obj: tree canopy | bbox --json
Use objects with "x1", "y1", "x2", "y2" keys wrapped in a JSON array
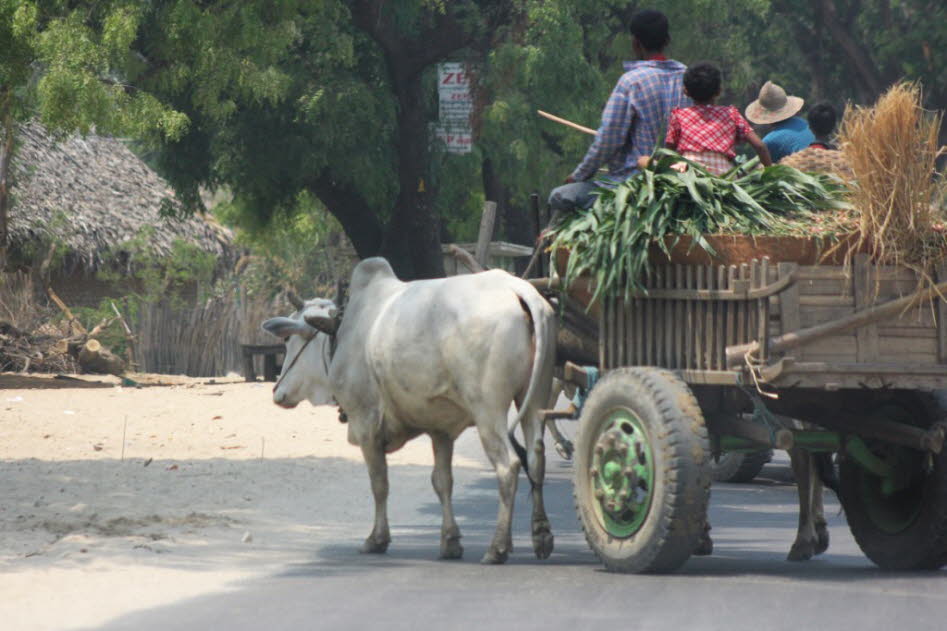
[
  {"x1": 3, "y1": 1, "x2": 944, "y2": 280},
  {"x1": 0, "y1": 0, "x2": 188, "y2": 267}
]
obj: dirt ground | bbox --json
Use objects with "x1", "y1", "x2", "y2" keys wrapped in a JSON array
[{"x1": 0, "y1": 373, "x2": 481, "y2": 631}]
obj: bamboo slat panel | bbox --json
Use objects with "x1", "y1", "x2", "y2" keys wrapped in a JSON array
[
  {"x1": 600, "y1": 256, "x2": 947, "y2": 373},
  {"x1": 134, "y1": 288, "x2": 284, "y2": 377},
  {"x1": 601, "y1": 258, "x2": 775, "y2": 371}
]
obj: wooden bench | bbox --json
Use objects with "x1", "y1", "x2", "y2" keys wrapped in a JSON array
[{"x1": 241, "y1": 344, "x2": 285, "y2": 382}]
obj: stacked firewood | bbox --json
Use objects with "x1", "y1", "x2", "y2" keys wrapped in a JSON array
[
  {"x1": 0, "y1": 288, "x2": 129, "y2": 376},
  {"x1": 0, "y1": 320, "x2": 78, "y2": 373},
  {"x1": 44, "y1": 289, "x2": 128, "y2": 375}
]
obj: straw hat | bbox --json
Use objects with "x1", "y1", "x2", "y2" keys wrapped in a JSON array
[{"x1": 745, "y1": 81, "x2": 804, "y2": 125}]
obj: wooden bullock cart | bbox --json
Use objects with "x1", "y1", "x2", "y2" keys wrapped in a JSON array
[{"x1": 532, "y1": 238, "x2": 947, "y2": 573}]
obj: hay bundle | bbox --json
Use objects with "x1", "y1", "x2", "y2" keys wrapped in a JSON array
[
  {"x1": 838, "y1": 82, "x2": 946, "y2": 278},
  {"x1": 780, "y1": 147, "x2": 854, "y2": 181}
]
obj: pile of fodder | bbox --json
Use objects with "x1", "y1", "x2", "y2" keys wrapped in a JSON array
[
  {"x1": 549, "y1": 150, "x2": 850, "y2": 302},
  {"x1": 838, "y1": 82, "x2": 947, "y2": 281}
]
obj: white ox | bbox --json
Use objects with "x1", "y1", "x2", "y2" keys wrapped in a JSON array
[{"x1": 262, "y1": 257, "x2": 557, "y2": 564}]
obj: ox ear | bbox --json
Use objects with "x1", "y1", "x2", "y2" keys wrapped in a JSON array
[{"x1": 261, "y1": 317, "x2": 316, "y2": 340}]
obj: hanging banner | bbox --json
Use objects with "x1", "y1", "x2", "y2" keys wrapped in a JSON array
[{"x1": 436, "y1": 62, "x2": 474, "y2": 153}]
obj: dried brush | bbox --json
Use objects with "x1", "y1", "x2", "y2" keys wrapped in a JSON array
[{"x1": 838, "y1": 82, "x2": 947, "y2": 287}]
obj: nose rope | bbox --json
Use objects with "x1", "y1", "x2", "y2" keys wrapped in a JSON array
[
  {"x1": 272, "y1": 334, "x2": 316, "y2": 394},
  {"x1": 273, "y1": 288, "x2": 345, "y2": 396}
]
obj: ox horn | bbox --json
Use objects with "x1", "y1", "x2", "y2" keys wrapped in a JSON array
[
  {"x1": 286, "y1": 290, "x2": 305, "y2": 311},
  {"x1": 304, "y1": 313, "x2": 338, "y2": 335}
]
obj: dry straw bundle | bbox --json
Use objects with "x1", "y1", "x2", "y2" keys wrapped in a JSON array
[{"x1": 838, "y1": 82, "x2": 947, "y2": 282}]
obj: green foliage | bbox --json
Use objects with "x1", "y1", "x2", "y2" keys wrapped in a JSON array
[
  {"x1": 551, "y1": 150, "x2": 850, "y2": 302},
  {"x1": 430, "y1": 149, "x2": 484, "y2": 241},
  {"x1": 132, "y1": 0, "x2": 400, "y2": 221},
  {"x1": 72, "y1": 298, "x2": 130, "y2": 358},
  {"x1": 5, "y1": 1, "x2": 945, "y2": 281},
  {"x1": 0, "y1": 0, "x2": 187, "y2": 138},
  {"x1": 98, "y1": 227, "x2": 216, "y2": 308},
  {"x1": 464, "y1": 0, "x2": 796, "y2": 239},
  {"x1": 215, "y1": 190, "x2": 349, "y2": 297}
]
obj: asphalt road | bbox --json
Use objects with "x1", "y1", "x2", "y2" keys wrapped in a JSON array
[{"x1": 91, "y1": 428, "x2": 947, "y2": 631}]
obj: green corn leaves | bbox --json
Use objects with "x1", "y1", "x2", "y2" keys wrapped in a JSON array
[{"x1": 550, "y1": 149, "x2": 851, "y2": 303}]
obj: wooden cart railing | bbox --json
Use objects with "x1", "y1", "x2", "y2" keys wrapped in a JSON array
[{"x1": 540, "y1": 253, "x2": 947, "y2": 391}]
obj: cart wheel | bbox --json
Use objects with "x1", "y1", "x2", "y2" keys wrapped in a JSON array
[
  {"x1": 712, "y1": 449, "x2": 773, "y2": 483},
  {"x1": 573, "y1": 367, "x2": 711, "y2": 573},
  {"x1": 839, "y1": 403, "x2": 947, "y2": 570}
]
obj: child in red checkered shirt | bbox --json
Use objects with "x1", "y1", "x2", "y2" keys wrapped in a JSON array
[{"x1": 640, "y1": 63, "x2": 772, "y2": 175}]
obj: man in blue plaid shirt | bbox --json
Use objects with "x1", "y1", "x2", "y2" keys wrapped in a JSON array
[{"x1": 549, "y1": 10, "x2": 689, "y2": 212}]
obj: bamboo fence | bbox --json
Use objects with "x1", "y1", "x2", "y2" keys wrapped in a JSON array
[{"x1": 134, "y1": 287, "x2": 283, "y2": 377}]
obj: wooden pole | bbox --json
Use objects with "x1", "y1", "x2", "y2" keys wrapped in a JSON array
[
  {"x1": 726, "y1": 279, "x2": 947, "y2": 367},
  {"x1": 537, "y1": 110, "x2": 597, "y2": 136},
  {"x1": 47, "y1": 287, "x2": 86, "y2": 335},
  {"x1": 475, "y1": 201, "x2": 497, "y2": 268},
  {"x1": 110, "y1": 300, "x2": 137, "y2": 370},
  {"x1": 445, "y1": 244, "x2": 484, "y2": 274}
]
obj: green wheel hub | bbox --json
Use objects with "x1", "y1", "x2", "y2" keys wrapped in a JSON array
[
  {"x1": 588, "y1": 409, "x2": 655, "y2": 538},
  {"x1": 856, "y1": 443, "x2": 927, "y2": 535},
  {"x1": 852, "y1": 405, "x2": 929, "y2": 535}
]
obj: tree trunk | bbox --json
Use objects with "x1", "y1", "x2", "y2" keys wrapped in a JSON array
[
  {"x1": 309, "y1": 170, "x2": 384, "y2": 260},
  {"x1": 349, "y1": 0, "x2": 481, "y2": 280},
  {"x1": 813, "y1": 0, "x2": 885, "y2": 100},
  {"x1": 76, "y1": 338, "x2": 126, "y2": 376},
  {"x1": 0, "y1": 89, "x2": 14, "y2": 271},
  {"x1": 378, "y1": 60, "x2": 445, "y2": 280},
  {"x1": 482, "y1": 156, "x2": 534, "y2": 248}
]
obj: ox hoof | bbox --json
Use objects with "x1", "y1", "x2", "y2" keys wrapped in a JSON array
[
  {"x1": 480, "y1": 549, "x2": 509, "y2": 565},
  {"x1": 531, "y1": 521, "x2": 554, "y2": 560},
  {"x1": 360, "y1": 536, "x2": 390, "y2": 554},
  {"x1": 439, "y1": 536, "x2": 464, "y2": 560},
  {"x1": 815, "y1": 523, "x2": 830, "y2": 556},
  {"x1": 693, "y1": 524, "x2": 713, "y2": 556},
  {"x1": 787, "y1": 539, "x2": 815, "y2": 562}
]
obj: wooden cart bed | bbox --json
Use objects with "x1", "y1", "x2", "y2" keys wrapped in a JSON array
[{"x1": 593, "y1": 253, "x2": 947, "y2": 390}]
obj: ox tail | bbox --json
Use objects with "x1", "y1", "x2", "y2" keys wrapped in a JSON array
[
  {"x1": 507, "y1": 280, "x2": 557, "y2": 480},
  {"x1": 815, "y1": 452, "x2": 840, "y2": 499}
]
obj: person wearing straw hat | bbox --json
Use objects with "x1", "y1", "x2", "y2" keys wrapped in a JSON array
[
  {"x1": 548, "y1": 9, "x2": 689, "y2": 212},
  {"x1": 745, "y1": 81, "x2": 814, "y2": 162}
]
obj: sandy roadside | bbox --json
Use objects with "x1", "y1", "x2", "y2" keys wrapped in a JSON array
[{"x1": 0, "y1": 374, "x2": 483, "y2": 631}]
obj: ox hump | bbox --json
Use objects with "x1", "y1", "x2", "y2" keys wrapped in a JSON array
[{"x1": 351, "y1": 257, "x2": 398, "y2": 292}]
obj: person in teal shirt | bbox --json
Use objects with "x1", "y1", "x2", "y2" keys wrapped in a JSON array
[{"x1": 745, "y1": 81, "x2": 814, "y2": 162}]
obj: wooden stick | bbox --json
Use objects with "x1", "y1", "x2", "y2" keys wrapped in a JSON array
[
  {"x1": 47, "y1": 287, "x2": 86, "y2": 334},
  {"x1": 727, "y1": 278, "x2": 947, "y2": 367},
  {"x1": 520, "y1": 238, "x2": 546, "y2": 280},
  {"x1": 445, "y1": 244, "x2": 484, "y2": 274},
  {"x1": 475, "y1": 201, "x2": 498, "y2": 267},
  {"x1": 537, "y1": 110, "x2": 597, "y2": 136},
  {"x1": 110, "y1": 300, "x2": 137, "y2": 370},
  {"x1": 88, "y1": 316, "x2": 120, "y2": 338}
]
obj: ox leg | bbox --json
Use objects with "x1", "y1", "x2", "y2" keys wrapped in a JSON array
[
  {"x1": 521, "y1": 415, "x2": 554, "y2": 560},
  {"x1": 813, "y1": 461, "x2": 830, "y2": 555},
  {"x1": 787, "y1": 448, "x2": 818, "y2": 561},
  {"x1": 477, "y1": 419, "x2": 520, "y2": 565},
  {"x1": 430, "y1": 432, "x2": 463, "y2": 560},
  {"x1": 360, "y1": 440, "x2": 391, "y2": 554}
]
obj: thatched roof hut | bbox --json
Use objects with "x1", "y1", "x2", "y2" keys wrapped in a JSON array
[{"x1": 7, "y1": 122, "x2": 233, "y2": 274}]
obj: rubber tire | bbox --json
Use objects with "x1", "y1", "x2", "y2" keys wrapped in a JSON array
[
  {"x1": 573, "y1": 367, "x2": 711, "y2": 573},
  {"x1": 712, "y1": 449, "x2": 774, "y2": 483},
  {"x1": 839, "y1": 440, "x2": 947, "y2": 570}
]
